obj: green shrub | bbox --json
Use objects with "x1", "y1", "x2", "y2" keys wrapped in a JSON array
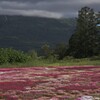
[
  {"x1": 90, "y1": 56, "x2": 100, "y2": 60},
  {"x1": 0, "y1": 48, "x2": 30, "y2": 64},
  {"x1": 0, "y1": 48, "x2": 8, "y2": 64},
  {"x1": 28, "y1": 50, "x2": 38, "y2": 60},
  {"x1": 63, "y1": 56, "x2": 74, "y2": 60},
  {"x1": 46, "y1": 55, "x2": 58, "y2": 63}
]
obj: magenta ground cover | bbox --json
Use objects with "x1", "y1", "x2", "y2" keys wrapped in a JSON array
[{"x1": 0, "y1": 66, "x2": 100, "y2": 100}]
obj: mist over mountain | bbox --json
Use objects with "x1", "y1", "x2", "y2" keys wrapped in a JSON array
[{"x1": 0, "y1": 15, "x2": 76, "y2": 52}]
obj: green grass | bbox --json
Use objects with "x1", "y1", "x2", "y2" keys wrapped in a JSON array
[{"x1": 0, "y1": 58, "x2": 100, "y2": 68}]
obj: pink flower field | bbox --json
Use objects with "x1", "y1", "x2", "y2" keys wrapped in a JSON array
[{"x1": 0, "y1": 66, "x2": 100, "y2": 100}]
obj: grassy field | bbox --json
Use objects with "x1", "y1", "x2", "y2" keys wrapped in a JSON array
[{"x1": 0, "y1": 57, "x2": 100, "y2": 68}]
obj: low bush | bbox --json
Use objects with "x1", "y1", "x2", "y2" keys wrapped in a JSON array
[
  {"x1": 28, "y1": 50, "x2": 38, "y2": 60},
  {"x1": 0, "y1": 48, "x2": 30, "y2": 64},
  {"x1": 90, "y1": 56, "x2": 100, "y2": 60}
]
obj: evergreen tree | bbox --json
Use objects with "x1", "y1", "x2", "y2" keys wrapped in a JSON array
[
  {"x1": 97, "y1": 12, "x2": 100, "y2": 27},
  {"x1": 96, "y1": 12, "x2": 100, "y2": 54},
  {"x1": 68, "y1": 7, "x2": 99, "y2": 58}
]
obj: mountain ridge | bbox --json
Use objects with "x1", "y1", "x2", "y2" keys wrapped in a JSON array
[{"x1": 0, "y1": 15, "x2": 76, "y2": 52}]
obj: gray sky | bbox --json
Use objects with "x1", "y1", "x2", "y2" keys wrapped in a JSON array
[{"x1": 0, "y1": 0, "x2": 100, "y2": 18}]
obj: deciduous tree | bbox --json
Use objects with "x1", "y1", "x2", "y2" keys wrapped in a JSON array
[{"x1": 68, "y1": 7, "x2": 99, "y2": 58}]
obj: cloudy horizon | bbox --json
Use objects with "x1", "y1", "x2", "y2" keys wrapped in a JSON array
[{"x1": 0, "y1": 0, "x2": 100, "y2": 19}]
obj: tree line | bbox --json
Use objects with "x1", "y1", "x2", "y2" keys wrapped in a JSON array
[
  {"x1": 42, "y1": 7, "x2": 100, "y2": 59},
  {"x1": 0, "y1": 6, "x2": 100, "y2": 64}
]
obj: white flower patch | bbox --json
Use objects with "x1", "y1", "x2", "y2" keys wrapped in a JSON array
[
  {"x1": 0, "y1": 72, "x2": 6, "y2": 74},
  {"x1": 94, "y1": 97, "x2": 100, "y2": 100},
  {"x1": 80, "y1": 96, "x2": 94, "y2": 100}
]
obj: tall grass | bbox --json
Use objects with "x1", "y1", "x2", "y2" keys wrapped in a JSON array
[{"x1": 0, "y1": 57, "x2": 100, "y2": 68}]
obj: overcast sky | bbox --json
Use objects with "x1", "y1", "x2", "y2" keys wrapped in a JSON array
[{"x1": 0, "y1": 0, "x2": 100, "y2": 18}]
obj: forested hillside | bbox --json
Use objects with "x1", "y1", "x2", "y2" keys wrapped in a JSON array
[{"x1": 0, "y1": 15, "x2": 76, "y2": 52}]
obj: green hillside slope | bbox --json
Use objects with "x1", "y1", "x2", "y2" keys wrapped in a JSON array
[{"x1": 0, "y1": 15, "x2": 76, "y2": 52}]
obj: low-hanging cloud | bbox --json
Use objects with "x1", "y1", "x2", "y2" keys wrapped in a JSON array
[
  {"x1": 0, "y1": 0, "x2": 100, "y2": 18},
  {"x1": 0, "y1": 8, "x2": 63, "y2": 19}
]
